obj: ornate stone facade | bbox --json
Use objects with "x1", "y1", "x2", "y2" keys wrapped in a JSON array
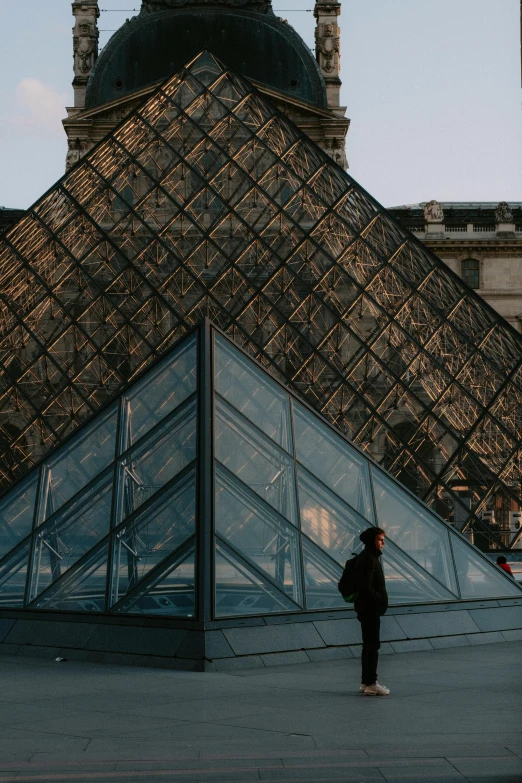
[
  {"x1": 71, "y1": 1, "x2": 99, "y2": 109},
  {"x1": 63, "y1": 0, "x2": 350, "y2": 172},
  {"x1": 390, "y1": 202, "x2": 522, "y2": 332}
]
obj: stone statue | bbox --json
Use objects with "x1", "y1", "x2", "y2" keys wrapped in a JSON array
[
  {"x1": 495, "y1": 202, "x2": 513, "y2": 224},
  {"x1": 424, "y1": 200, "x2": 444, "y2": 224}
]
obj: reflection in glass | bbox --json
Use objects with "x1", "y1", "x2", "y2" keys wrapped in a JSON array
[
  {"x1": 298, "y1": 467, "x2": 364, "y2": 565},
  {"x1": 301, "y1": 537, "x2": 345, "y2": 610},
  {"x1": 0, "y1": 541, "x2": 30, "y2": 607},
  {"x1": 293, "y1": 402, "x2": 374, "y2": 521},
  {"x1": 110, "y1": 471, "x2": 196, "y2": 605},
  {"x1": 117, "y1": 399, "x2": 197, "y2": 521},
  {"x1": 114, "y1": 542, "x2": 195, "y2": 616},
  {"x1": 214, "y1": 539, "x2": 297, "y2": 617},
  {"x1": 451, "y1": 534, "x2": 521, "y2": 599},
  {"x1": 33, "y1": 542, "x2": 109, "y2": 612},
  {"x1": 215, "y1": 466, "x2": 302, "y2": 605},
  {"x1": 214, "y1": 334, "x2": 292, "y2": 451},
  {"x1": 29, "y1": 478, "x2": 112, "y2": 601},
  {"x1": 371, "y1": 468, "x2": 458, "y2": 595},
  {"x1": 123, "y1": 334, "x2": 197, "y2": 447},
  {"x1": 382, "y1": 538, "x2": 455, "y2": 604},
  {"x1": 0, "y1": 476, "x2": 37, "y2": 560},
  {"x1": 41, "y1": 405, "x2": 117, "y2": 522},
  {"x1": 215, "y1": 397, "x2": 298, "y2": 525}
]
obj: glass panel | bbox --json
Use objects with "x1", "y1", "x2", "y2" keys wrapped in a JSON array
[
  {"x1": 214, "y1": 539, "x2": 297, "y2": 617},
  {"x1": 450, "y1": 534, "x2": 522, "y2": 599},
  {"x1": 215, "y1": 466, "x2": 302, "y2": 605},
  {"x1": 113, "y1": 542, "x2": 195, "y2": 617},
  {"x1": 215, "y1": 397, "x2": 297, "y2": 525},
  {"x1": 123, "y1": 334, "x2": 197, "y2": 448},
  {"x1": 382, "y1": 538, "x2": 456, "y2": 604},
  {"x1": 41, "y1": 405, "x2": 117, "y2": 522},
  {"x1": 298, "y1": 467, "x2": 364, "y2": 565},
  {"x1": 214, "y1": 334, "x2": 292, "y2": 452},
  {"x1": 117, "y1": 399, "x2": 197, "y2": 521},
  {"x1": 371, "y1": 468, "x2": 458, "y2": 595},
  {"x1": 33, "y1": 542, "x2": 109, "y2": 612},
  {"x1": 301, "y1": 537, "x2": 345, "y2": 610},
  {"x1": 0, "y1": 475, "x2": 37, "y2": 560},
  {"x1": 0, "y1": 541, "x2": 30, "y2": 607},
  {"x1": 293, "y1": 402, "x2": 374, "y2": 522},
  {"x1": 29, "y1": 478, "x2": 112, "y2": 601},
  {"x1": 110, "y1": 470, "x2": 196, "y2": 605}
]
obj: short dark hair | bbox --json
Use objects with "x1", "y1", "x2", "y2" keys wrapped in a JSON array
[{"x1": 496, "y1": 555, "x2": 507, "y2": 565}]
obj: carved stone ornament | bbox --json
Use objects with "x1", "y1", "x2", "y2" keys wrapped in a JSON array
[
  {"x1": 424, "y1": 200, "x2": 444, "y2": 224},
  {"x1": 495, "y1": 201, "x2": 513, "y2": 224},
  {"x1": 315, "y1": 21, "x2": 339, "y2": 75},
  {"x1": 142, "y1": 0, "x2": 272, "y2": 12}
]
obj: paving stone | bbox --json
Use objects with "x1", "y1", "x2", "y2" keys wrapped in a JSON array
[
  {"x1": 394, "y1": 610, "x2": 479, "y2": 638},
  {"x1": 390, "y1": 638, "x2": 433, "y2": 653},
  {"x1": 428, "y1": 635, "x2": 471, "y2": 649},
  {"x1": 502, "y1": 629, "x2": 522, "y2": 642},
  {"x1": 466, "y1": 631, "x2": 505, "y2": 645},
  {"x1": 306, "y1": 646, "x2": 354, "y2": 662},
  {"x1": 260, "y1": 651, "x2": 309, "y2": 666},
  {"x1": 223, "y1": 623, "x2": 325, "y2": 656},
  {"x1": 212, "y1": 655, "x2": 264, "y2": 671},
  {"x1": 469, "y1": 605, "x2": 522, "y2": 632},
  {"x1": 205, "y1": 630, "x2": 235, "y2": 659}
]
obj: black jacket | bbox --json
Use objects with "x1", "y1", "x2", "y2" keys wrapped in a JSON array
[{"x1": 354, "y1": 548, "x2": 388, "y2": 616}]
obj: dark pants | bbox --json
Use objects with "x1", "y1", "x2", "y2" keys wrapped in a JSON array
[{"x1": 357, "y1": 613, "x2": 381, "y2": 685}]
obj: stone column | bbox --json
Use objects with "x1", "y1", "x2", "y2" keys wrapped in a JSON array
[
  {"x1": 72, "y1": 1, "x2": 100, "y2": 110},
  {"x1": 314, "y1": 0, "x2": 342, "y2": 109}
]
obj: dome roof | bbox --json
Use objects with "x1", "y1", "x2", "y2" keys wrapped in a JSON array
[{"x1": 85, "y1": 8, "x2": 327, "y2": 109}]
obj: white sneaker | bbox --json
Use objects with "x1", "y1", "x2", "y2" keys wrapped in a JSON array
[
  {"x1": 363, "y1": 682, "x2": 390, "y2": 696},
  {"x1": 359, "y1": 684, "x2": 368, "y2": 692}
]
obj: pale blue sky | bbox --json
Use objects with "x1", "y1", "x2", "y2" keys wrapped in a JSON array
[{"x1": 0, "y1": 0, "x2": 520, "y2": 210}]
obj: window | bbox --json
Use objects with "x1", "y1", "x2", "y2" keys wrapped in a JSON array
[{"x1": 461, "y1": 258, "x2": 480, "y2": 289}]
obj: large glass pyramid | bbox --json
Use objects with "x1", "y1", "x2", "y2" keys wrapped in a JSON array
[
  {"x1": 1, "y1": 51, "x2": 522, "y2": 550},
  {"x1": 0, "y1": 322, "x2": 518, "y2": 619}
]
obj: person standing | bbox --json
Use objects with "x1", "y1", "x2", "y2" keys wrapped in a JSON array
[{"x1": 355, "y1": 527, "x2": 389, "y2": 696}]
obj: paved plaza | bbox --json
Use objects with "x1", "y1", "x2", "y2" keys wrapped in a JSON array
[{"x1": 0, "y1": 640, "x2": 520, "y2": 782}]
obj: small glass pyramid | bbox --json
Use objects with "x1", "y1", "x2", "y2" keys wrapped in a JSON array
[{"x1": 0, "y1": 322, "x2": 517, "y2": 620}]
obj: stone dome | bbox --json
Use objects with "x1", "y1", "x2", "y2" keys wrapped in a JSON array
[{"x1": 85, "y1": 7, "x2": 327, "y2": 109}]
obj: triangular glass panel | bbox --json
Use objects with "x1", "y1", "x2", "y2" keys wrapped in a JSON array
[
  {"x1": 32, "y1": 541, "x2": 109, "y2": 612},
  {"x1": 0, "y1": 540, "x2": 31, "y2": 608},
  {"x1": 113, "y1": 539, "x2": 195, "y2": 617},
  {"x1": 214, "y1": 333, "x2": 292, "y2": 452},
  {"x1": 109, "y1": 468, "x2": 196, "y2": 606},
  {"x1": 297, "y1": 466, "x2": 365, "y2": 564},
  {"x1": 450, "y1": 533, "x2": 521, "y2": 599},
  {"x1": 215, "y1": 539, "x2": 298, "y2": 617},
  {"x1": 382, "y1": 538, "x2": 456, "y2": 604},
  {"x1": 28, "y1": 476, "x2": 112, "y2": 601},
  {"x1": 214, "y1": 396, "x2": 298, "y2": 525},
  {"x1": 115, "y1": 397, "x2": 197, "y2": 522},
  {"x1": 120, "y1": 333, "x2": 197, "y2": 449},
  {"x1": 38, "y1": 404, "x2": 118, "y2": 524},
  {"x1": 293, "y1": 401, "x2": 374, "y2": 522},
  {"x1": 301, "y1": 536, "x2": 345, "y2": 610},
  {"x1": 0, "y1": 475, "x2": 37, "y2": 560},
  {"x1": 371, "y1": 467, "x2": 459, "y2": 595},
  {"x1": 215, "y1": 465, "x2": 303, "y2": 605}
]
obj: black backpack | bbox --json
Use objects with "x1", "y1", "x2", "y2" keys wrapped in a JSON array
[{"x1": 338, "y1": 554, "x2": 359, "y2": 602}]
